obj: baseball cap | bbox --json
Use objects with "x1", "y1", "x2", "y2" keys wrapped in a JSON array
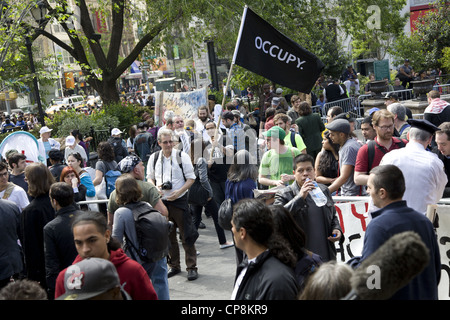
[
  {"x1": 111, "y1": 128, "x2": 122, "y2": 135},
  {"x1": 276, "y1": 88, "x2": 283, "y2": 94},
  {"x1": 263, "y1": 126, "x2": 286, "y2": 140},
  {"x1": 326, "y1": 119, "x2": 350, "y2": 134},
  {"x1": 271, "y1": 97, "x2": 281, "y2": 105},
  {"x1": 39, "y1": 126, "x2": 53, "y2": 135},
  {"x1": 118, "y1": 155, "x2": 141, "y2": 173},
  {"x1": 65, "y1": 135, "x2": 76, "y2": 146},
  {"x1": 57, "y1": 258, "x2": 121, "y2": 300}
]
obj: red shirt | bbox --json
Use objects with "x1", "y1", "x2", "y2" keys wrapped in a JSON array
[{"x1": 355, "y1": 137, "x2": 408, "y2": 173}]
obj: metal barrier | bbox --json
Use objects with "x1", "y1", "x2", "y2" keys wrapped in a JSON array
[
  {"x1": 381, "y1": 89, "x2": 414, "y2": 101},
  {"x1": 323, "y1": 97, "x2": 362, "y2": 118},
  {"x1": 434, "y1": 84, "x2": 450, "y2": 95}
]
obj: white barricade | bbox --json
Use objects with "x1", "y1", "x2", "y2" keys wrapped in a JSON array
[{"x1": 334, "y1": 198, "x2": 450, "y2": 300}]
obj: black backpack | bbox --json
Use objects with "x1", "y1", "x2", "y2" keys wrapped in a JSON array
[
  {"x1": 295, "y1": 250, "x2": 323, "y2": 292},
  {"x1": 367, "y1": 138, "x2": 407, "y2": 170},
  {"x1": 124, "y1": 202, "x2": 173, "y2": 263}
]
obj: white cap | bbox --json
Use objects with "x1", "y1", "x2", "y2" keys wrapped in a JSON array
[
  {"x1": 111, "y1": 128, "x2": 122, "y2": 135},
  {"x1": 39, "y1": 126, "x2": 53, "y2": 135},
  {"x1": 65, "y1": 135, "x2": 76, "y2": 146},
  {"x1": 276, "y1": 88, "x2": 283, "y2": 94}
]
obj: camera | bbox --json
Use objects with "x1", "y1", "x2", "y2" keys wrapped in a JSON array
[{"x1": 161, "y1": 181, "x2": 172, "y2": 190}]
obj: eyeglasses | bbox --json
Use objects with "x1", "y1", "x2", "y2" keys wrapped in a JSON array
[
  {"x1": 377, "y1": 124, "x2": 394, "y2": 131},
  {"x1": 161, "y1": 140, "x2": 173, "y2": 145}
]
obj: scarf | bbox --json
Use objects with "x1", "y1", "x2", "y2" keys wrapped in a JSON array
[{"x1": 425, "y1": 98, "x2": 449, "y2": 114}]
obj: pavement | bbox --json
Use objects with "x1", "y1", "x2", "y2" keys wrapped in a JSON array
[{"x1": 167, "y1": 214, "x2": 237, "y2": 300}]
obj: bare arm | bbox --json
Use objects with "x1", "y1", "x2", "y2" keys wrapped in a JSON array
[{"x1": 328, "y1": 164, "x2": 354, "y2": 194}]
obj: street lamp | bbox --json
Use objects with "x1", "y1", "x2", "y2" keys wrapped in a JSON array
[{"x1": 26, "y1": 0, "x2": 47, "y2": 125}]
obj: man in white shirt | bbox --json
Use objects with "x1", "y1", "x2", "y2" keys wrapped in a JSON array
[
  {"x1": 146, "y1": 129, "x2": 198, "y2": 281},
  {"x1": 380, "y1": 119, "x2": 447, "y2": 214},
  {"x1": 194, "y1": 106, "x2": 211, "y2": 142},
  {"x1": 173, "y1": 115, "x2": 192, "y2": 154},
  {"x1": 64, "y1": 135, "x2": 88, "y2": 165},
  {"x1": 0, "y1": 162, "x2": 29, "y2": 212}
]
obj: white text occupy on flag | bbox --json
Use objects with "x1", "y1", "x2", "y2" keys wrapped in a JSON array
[{"x1": 254, "y1": 36, "x2": 307, "y2": 70}]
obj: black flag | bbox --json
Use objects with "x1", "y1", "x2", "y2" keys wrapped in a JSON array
[{"x1": 233, "y1": 6, "x2": 325, "y2": 93}]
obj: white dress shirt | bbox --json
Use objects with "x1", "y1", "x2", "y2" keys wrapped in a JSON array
[{"x1": 380, "y1": 140, "x2": 447, "y2": 214}]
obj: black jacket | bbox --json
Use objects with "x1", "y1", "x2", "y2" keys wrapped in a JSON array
[
  {"x1": 234, "y1": 250, "x2": 298, "y2": 300},
  {"x1": 19, "y1": 194, "x2": 55, "y2": 288},
  {"x1": 273, "y1": 181, "x2": 343, "y2": 260},
  {"x1": 43, "y1": 204, "x2": 81, "y2": 297}
]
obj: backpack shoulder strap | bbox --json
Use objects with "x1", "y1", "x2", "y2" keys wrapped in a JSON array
[
  {"x1": 2, "y1": 182, "x2": 16, "y2": 199},
  {"x1": 367, "y1": 140, "x2": 376, "y2": 172},
  {"x1": 290, "y1": 131, "x2": 297, "y2": 148}
]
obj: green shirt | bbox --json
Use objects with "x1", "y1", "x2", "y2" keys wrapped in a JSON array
[
  {"x1": 259, "y1": 146, "x2": 301, "y2": 186},
  {"x1": 107, "y1": 179, "x2": 161, "y2": 214},
  {"x1": 284, "y1": 131, "x2": 307, "y2": 152}
]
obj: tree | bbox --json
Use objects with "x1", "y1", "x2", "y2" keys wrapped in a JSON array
[
  {"x1": 3, "y1": 0, "x2": 349, "y2": 105},
  {"x1": 334, "y1": 0, "x2": 408, "y2": 61},
  {"x1": 26, "y1": 0, "x2": 185, "y2": 105},
  {"x1": 414, "y1": 0, "x2": 450, "y2": 70}
]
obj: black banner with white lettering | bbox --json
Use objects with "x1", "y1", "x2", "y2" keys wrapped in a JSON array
[{"x1": 233, "y1": 7, "x2": 325, "y2": 93}]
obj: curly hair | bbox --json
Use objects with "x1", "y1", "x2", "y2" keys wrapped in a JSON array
[{"x1": 97, "y1": 141, "x2": 115, "y2": 162}]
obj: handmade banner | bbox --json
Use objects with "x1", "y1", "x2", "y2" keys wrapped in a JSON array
[
  {"x1": 336, "y1": 201, "x2": 450, "y2": 300},
  {"x1": 233, "y1": 6, "x2": 325, "y2": 93},
  {"x1": 155, "y1": 88, "x2": 208, "y2": 123}
]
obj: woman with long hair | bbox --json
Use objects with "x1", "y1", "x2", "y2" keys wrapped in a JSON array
[
  {"x1": 189, "y1": 138, "x2": 233, "y2": 249},
  {"x1": 269, "y1": 205, "x2": 323, "y2": 294},
  {"x1": 315, "y1": 131, "x2": 339, "y2": 188},
  {"x1": 20, "y1": 163, "x2": 55, "y2": 295},
  {"x1": 66, "y1": 152, "x2": 95, "y2": 198},
  {"x1": 225, "y1": 149, "x2": 258, "y2": 265},
  {"x1": 60, "y1": 166, "x2": 87, "y2": 210}
]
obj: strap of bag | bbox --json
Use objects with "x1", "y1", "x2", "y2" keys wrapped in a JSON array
[{"x1": 2, "y1": 182, "x2": 16, "y2": 199}]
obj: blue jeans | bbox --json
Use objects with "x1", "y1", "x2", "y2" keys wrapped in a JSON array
[{"x1": 143, "y1": 257, "x2": 170, "y2": 300}]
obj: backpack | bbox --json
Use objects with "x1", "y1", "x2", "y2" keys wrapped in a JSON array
[
  {"x1": 124, "y1": 202, "x2": 173, "y2": 263},
  {"x1": 295, "y1": 250, "x2": 323, "y2": 292},
  {"x1": 103, "y1": 161, "x2": 121, "y2": 198},
  {"x1": 134, "y1": 132, "x2": 153, "y2": 162},
  {"x1": 367, "y1": 138, "x2": 407, "y2": 170}
]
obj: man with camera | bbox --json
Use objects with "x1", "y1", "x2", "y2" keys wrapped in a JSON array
[{"x1": 147, "y1": 129, "x2": 198, "y2": 281}]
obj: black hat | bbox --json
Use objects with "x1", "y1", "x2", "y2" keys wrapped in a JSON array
[
  {"x1": 384, "y1": 92, "x2": 399, "y2": 100},
  {"x1": 407, "y1": 119, "x2": 440, "y2": 134},
  {"x1": 333, "y1": 112, "x2": 355, "y2": 122}
]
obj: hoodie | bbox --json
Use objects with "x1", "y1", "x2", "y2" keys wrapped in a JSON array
[{"x1": 55, "y1": 248, "x2": 158, "y2": 300}]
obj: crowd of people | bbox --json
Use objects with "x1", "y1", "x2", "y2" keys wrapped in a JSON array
[{"x1": 0, "y1": 77, "x2": 449, "y2": 301}]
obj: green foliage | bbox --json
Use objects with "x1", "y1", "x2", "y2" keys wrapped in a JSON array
[
  {"x1": 440, "y1": 47, "x2": 450, "y2": 73},
  {"x1": 102, "y1": 102, "x2": 140, "y2": 129},
  {"x1": 390, "y1": 33, "x2": 428, "y2": 72},
  {"x1": 414, "y1": 0, "x2": 450, "y2": 70},
  {"x1": 44, "y1": 109, "x2": 119, "y2": 138},
  {"x1": 335, "y1": 0, "x2": 408, "y2": 60}
]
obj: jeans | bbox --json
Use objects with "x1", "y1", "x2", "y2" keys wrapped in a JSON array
[
  {"x1": 191, "y1": 199, "x2": 228, "y2": 245},
  {"x1": 144, "y1": 257, "x2": 170, "y2": 300}
]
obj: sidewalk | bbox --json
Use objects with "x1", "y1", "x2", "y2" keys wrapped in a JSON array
[{"x1": 167, "y1": 214, "x2": 236, "y2": 300}]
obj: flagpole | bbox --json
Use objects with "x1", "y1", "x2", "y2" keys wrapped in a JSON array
[{"x1": 210, "y1": 5, "x2": 248, "y2": 160}]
